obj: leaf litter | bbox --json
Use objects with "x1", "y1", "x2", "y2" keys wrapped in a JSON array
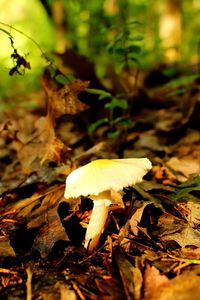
[{"x1": 0, "y1": 64, "x2": 200, "y2": 300}]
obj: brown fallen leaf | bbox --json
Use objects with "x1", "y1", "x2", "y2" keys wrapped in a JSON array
[
  {"x1": 16, "y1": 114, "x2": 69, "y2": 174},
  {"x1": 185, "y1": 201, "x2": 200, "y2": 226},
  {"x1": 41, "y1": 68, "x2": 89, "y2": 117},
  {"x1": 11, "y1": 72, "x2": 89, "y2": 174},
  {"x1": 161, "y1": 225, "x2": 200, "y2": 248},
  {"x1": 144, "y1": 265, "x2": 200, "y2": 300},
  {"x1": 166, "y1": 157, "x2": 200, "y2": 179},
  {"x1": 129, "y1": 202, "x2": 152, "y2": 236},
  {"x1": 114, "y1": 249, "x2": 143, "y2": 300},
  {"x1": 27, "y1": 186, "x2": 68, "y2": 257},
  {"x1": 144, "y1": 265, "x2": 169, "y2": 300},
  {"x1": 0, "y1": 236, "x2": 16, "y2": 258},
  {"x1": 1, "y1": 185, "x2": 68, "y2": 258},
  {"x1": 32, "y1": 215, "x2": 68, "y2": 258}
]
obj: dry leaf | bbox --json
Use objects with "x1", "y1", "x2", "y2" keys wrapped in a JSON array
[
  {"x1": 41, "y1": 69, "x2": 89, "y2": 117},
  {"x1": 186, "y1": 201, "x2": 200, "y2": 226},
  {"x1": 115, "y1": 249, "x2": 143, "y2": 300},
  {"x1": 27, "y1": 187, "x2": 69, "y2": 257},
  {"x1": 161, "y1": 225, "x2": 200, "y2": 248},
  {"x1": 144, "y1": 265, "x2": 169, "y2": 300},
  {"x1": 0, "y1": 237, "x2": 16, "y2": 258},
  {"x1": 32, "y1": 215, "x2": 68, "y2": 258},
  {"x1": 167, "y1": 157, "x2": 200, "y2": 178},
  {"x1": 129, "y1": 202, "x2": 151, "y2": 236},
  {"x1": 144, "y1": 266, "x2": 200, "y2": 300}
]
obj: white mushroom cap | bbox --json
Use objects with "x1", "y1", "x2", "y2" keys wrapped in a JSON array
[{"x1": 64, "y1": 158, "x2": 152, "y2": 199}]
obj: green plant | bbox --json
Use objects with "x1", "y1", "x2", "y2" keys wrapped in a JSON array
[
  {"x1": 107, "y1": 21, "x2": 143, "y2": 74},
  {"x1": 86, "y1": 88, "x2": 132, "y2": 139},
  {"x1": 172, "y1": 175, "x2": 200, "y2": 201}
]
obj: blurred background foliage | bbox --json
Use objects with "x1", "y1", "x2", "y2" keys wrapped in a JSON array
[{"x1": 0, "y1": 0, "x2": 199, "y2": 103}]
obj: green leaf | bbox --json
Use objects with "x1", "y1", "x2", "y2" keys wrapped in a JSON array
[
  {"x1": 88, "y1": 118, "x2": 109, "y2": 135},
  {"x1": 114, "y1": 61, "x2": 125, "y2": 74},
  {"x1": 105, "y1": 98, "x2": 128, "y2": 110},
  {"x1": 125, "y1": 20, "x2": 143, "y2": 27},
  {"x1": 107, "y1": 130, "x2": 120, "y2": 139},
  {"x1": 113, "y1": 32, "x2": 124, "y2": 43},
  {"x1": 125, "y1": 45, "x2": 141, "y2": 54},
  {"x1": 166, "y1": 74, "x2": 198, "y2": 88},
  {"x1": 85, "y1": 88, "x2": 112, "y2": 99},
  {"x1": 113, "y1": 116, "x2": 132, "y2": 127},
  {"x1": 55, "y1": 74, "x2": 75, "y2": 84},
  {"x1": 127, "y1": 34, "x2": 144, "y2": 41},
  {"x1": 49, "y1": 65, "x2": 56, "y2": 79},
  {"x1": 172, "y1": 175, "x2": 200, "y2": 201},
  {"x1": 114, "y1": 47, "x2": 126, "y2": 56},
  {"x1": 128, "y1": 57, "x2": 140, "y2": 67},
  {"x1": 172, "y1": 187, "x2": 200, "y2": 201}
]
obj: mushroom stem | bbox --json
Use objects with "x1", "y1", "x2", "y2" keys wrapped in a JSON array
[{"x1": 84, "y1": 199, "x2": 111, "y2": 253}]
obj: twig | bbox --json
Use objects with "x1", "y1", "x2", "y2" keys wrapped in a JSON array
[
  {"x1": 0, "y1": 21, "x2": 51, "y2": 63},
  {"x1": 26, "y1": 267, "x2": 33, "y2": 300}
]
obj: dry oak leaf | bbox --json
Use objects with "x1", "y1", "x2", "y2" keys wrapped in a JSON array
[
  {"x1": 161, "y1": 225, "x2": 200, "y2": 248},
  {"x1": 41, "y1": 69, "x2": 89, "y2": 118},
  {"x1": 27, "y1": 186, "x2": 68, "y2": 257},
  {"x1": 17, "y1": 116, "x2": 69, "y2": 173},
  {"x1": 129, "y1": 202, "x2": 151, "y2": 236}
]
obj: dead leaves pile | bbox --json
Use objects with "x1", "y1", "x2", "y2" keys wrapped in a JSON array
[{"x1": 0, "y1": 66, "x2": 200, "y2": 300}]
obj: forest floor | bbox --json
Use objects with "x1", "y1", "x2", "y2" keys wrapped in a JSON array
[{"x1": 0, "y1": 62, "x2": 200, "y2": 300}]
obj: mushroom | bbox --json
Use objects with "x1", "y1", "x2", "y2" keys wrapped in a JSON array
[{"x1": 64, "y1": 158, "x2": 152, "y2": 252}]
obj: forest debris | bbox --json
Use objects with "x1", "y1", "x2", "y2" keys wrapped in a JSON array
[
  {"x1": 179, "y1": 247, "x2": 200, "y2": 260},
  {"x1": 143, "y1": 265, "x2": 169, "y2": 300},
  {"x1": 166, "y1": 157, "x2": 200, "y2": 179},
  {"x1": 0, "y1": 236, "x2": 16, "y2": 258},
  {"x1": 95, "y1": 276, "x2": 125, "y2": 300},
  {"x1": 185, "y1": 201, "x2": 200, "y2": 225},
  {"x1": 129, "y1": 202, "x2": 151, "y2": 236},
  {"x1": 57, "y1": 282, "x2": 77, "y2": 300},
  {"x1": 161, "y1": 225, "x2": 200, "y2": 248},
  {"x1": 16, "y1": 113, "x2": 69, "y2": 174},
  {"x1": 1, "y1": 185, "x2": 68, "y2": 258},
  {"x1": 27, "y1": 187, "x2": 68, "y2": 257},
  {"x1": 4, "y1": 74, "x2": 89, "y2": 175},
  {"x1": 114, "y1": 249, "x2": 143, "y2": 300},
  {"x1": 155, "y1": 204, "x2": 200, "y2": 248},
  {"x1": 144, "y1": 266, "x2": 200, "y2": 300},
  {"x1": 41, "y1": 69, "x2": 89, "y2": 117},
  {"x1": 32, "y1": 215, "x2": 69, "y2": 258},
  {"x1": 26, "y1": 267, "x2": 33, "y2": 300}
]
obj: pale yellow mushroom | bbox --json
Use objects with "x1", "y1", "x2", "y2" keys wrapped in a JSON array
[{"x1": 64, "y1": 158, "x2": 152, "y2": 253}]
